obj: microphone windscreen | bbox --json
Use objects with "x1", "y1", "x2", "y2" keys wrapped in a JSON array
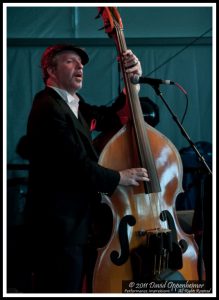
[{"x1": 130, "y1": 74, "x2": 139, "y2": 84}]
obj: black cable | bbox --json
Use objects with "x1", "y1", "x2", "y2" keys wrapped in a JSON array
[{"x1": 146, "y1": 28, "x2": 212, "y2": 77}]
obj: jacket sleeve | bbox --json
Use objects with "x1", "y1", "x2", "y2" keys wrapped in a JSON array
[
  {"x1": 27, "y1": 92, "x2": 120, "y2": 196},
  {"x1": 78, "y1": 92, "x2": 129, "y2": 132}
]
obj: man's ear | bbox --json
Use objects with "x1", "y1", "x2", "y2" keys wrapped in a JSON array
[{"x1": 47, "y1": 66, "x2": 56, "y2": 78}]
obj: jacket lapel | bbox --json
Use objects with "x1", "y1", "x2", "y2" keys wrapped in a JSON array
[
  {"x1": 45, "y1": 87, "x2": 99, "y2": 160},
  {"x1": 46, "y1": 87, "x2": 91, "y2": 139}
]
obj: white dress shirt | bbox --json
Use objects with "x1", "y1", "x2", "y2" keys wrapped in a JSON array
[{"x1": 49, "y1": 86, "x2": 79, "y2": 118}]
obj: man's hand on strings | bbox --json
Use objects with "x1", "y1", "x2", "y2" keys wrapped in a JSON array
[
  {"x1": 122, "y1": 49, "x2": 142, "y2": 77},
  {"x1": 119, "y1": 168, "x2": 150, "y2": 187},
  {"x1": 120, "y1": 49, "x2": 142, "y2": 94}
]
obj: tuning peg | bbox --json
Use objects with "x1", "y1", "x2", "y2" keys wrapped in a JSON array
[
  {"x1": 98, "y1": 24, "x2": 110, "y2": 31},
  {"x1": 95, "y1": 8, "x2": 104, "y2": 19}
]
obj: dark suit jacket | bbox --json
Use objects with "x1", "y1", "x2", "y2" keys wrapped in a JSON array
[{"x1": 25, "y1": 87, "x2": 126, "y2": 247}]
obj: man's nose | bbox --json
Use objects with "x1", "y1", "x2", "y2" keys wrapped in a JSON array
[{"x1": 77, "y1": 61, "x2": 83, "y2": 69}]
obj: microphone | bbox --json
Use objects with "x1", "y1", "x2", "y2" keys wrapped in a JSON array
[{"x1": 131, "y1": 75, "x2": 174, "y2": 85}]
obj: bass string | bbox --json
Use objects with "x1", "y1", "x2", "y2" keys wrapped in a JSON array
[{"x1": 114, "y1": 21, "x2": 168, "y2": 230}]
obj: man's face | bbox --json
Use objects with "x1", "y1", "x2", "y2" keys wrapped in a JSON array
[{"x1": 51, "y1": 51, "x2": 84, "y2": 93}]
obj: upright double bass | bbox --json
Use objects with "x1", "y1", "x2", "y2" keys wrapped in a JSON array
[{"x1": 92, "y1": 7, "x2": 205, "y2": 293}]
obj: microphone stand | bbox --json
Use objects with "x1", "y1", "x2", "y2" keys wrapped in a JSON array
[
  {"x1": 152, "y1": 84, "x2": 212, "y2": 175},
  {"x1": 152, "y1": 83, "x2": 212, "y2": 284}
]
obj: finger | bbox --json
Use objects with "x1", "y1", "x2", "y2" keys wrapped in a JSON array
[
  {"x1": 125, "y1": 60, "x2": 139, "y2": 69},
  {"x1": 142, "y1": 170, "x2": 149, "y2": 177},
  {"x1": 138, "y1": 169, "x2": 148, "y2": 175},
  {"x1": 141, "y1": 177, "x2": 150, "y2": 181},
  {"x1": 123, "y1": 53, "x2": 136, "y2": 61},
  {"x1": 131, "y1": 180, "x2": 140, "y2": 186},
  {"x1": 139, "y1": 173, "x2": 149, "y2": 179},
  {"x1": 125, "y1": 65, "x2": 139, "y2": 74},
  {"x1": 125, "y1": 63, "x2": 140, "y2": 73},
  {"x1": 123, "y1": 54, "x2": 138, "y2": 64},
  {"x1": 136, "y1": 175, "x2": 150, "y2": 181},
  {"x1": 123, "y1": 53, "x2": 137, "y2": 65},
  {"x1": 132, "y1": 167, "x2": 147, "y2": 174},
  {"x1": 136, "y1": 168, "x2": 147, "y2": 172},
  {"x1": 123, "y1": 49, "x2": 133, "y2": 56},
  {"x1": 135, "y1": 168, "x2": 150, "y2": 180},
  {"x1": 117, "y1": 52, "x2": 133, "y2": 62}
]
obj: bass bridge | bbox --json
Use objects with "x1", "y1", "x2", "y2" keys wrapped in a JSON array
[{"x1": 131, "y1": 222, "x2": 187, "y2": 281}]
